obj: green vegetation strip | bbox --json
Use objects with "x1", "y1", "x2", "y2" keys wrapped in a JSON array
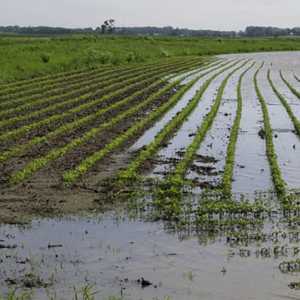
[
  {"x1": 163, "y1": 61, "x2": 249, "y2": 196},
  {"x1": 0, "y1": 79, "x2": 168, "y2": 163},
  {"x1": 0, "y1": 66, "x2": 109, "y2": 96},
  {"x1": 117, "y1": 60, "x2": 244, "y2": 183},
  {"x1": 222, "y1": 62, "x2": 255, "y2": 197},
  {"x1": 254, "y1": 64, "x2": 287, "y2": 200},
  {"x1": 280, "y1": 71, "x2": 300, "y2": 100},
  {"x1": 0, "y1": 58, "x2": 200, "y2": 111},
  {"x1": 0, "y1": 65, "x2": 120, "y2": 103},
  {"x1": 0, "y1": 59, "x2": 196, "y2": 119},
  {"x1": 0, "y1": 60, "x2": 207, "y2": 142},
  {"x1": 10, "y1": 72, "x2": 201, "y2": 184},
  {"x1": 61, "y1": 60, "x2": 241, "y2": 184},
  {"x1": 294, "y1": 74, "x2": 300, "y2": 83},
  {"x1": 0, "y1": 59, "x2": 217, "y2": 163},
  {"x1": 0, "y1": 57, "x2": 186, "y2": 97},
  {"x1": 0, "y1": 65, "x2": 146, "y2": 110},
  {"x1": 268, "y1": 70, "x2": 300, "y2": 136},
  {"x1": 0, "y1": 60, "x2": 198, "y2": 131}
]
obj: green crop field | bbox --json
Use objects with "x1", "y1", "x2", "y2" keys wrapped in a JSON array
[
  {"x1": 2, "y1": 36, "x2": 300, "y2": 299},
  {"x1": 1, "y1": 35, "x2": 300, "y2": 82}
]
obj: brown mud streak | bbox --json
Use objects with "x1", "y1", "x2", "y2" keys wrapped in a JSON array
[{"x1": 0, "y1": 86, "x2": 177, "y2": 224}]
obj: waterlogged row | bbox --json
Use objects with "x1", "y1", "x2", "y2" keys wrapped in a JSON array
[
  {"x1": 0, "y1": 57, "x2": 199, "y2": 99},
  {"x1": 116, "y1": 53, "x2": 300, "y2": 206},
  {"x1": 0, "y1": 60, "x2": 221, "y2": 165},
  {"x1": 3, "y1": 53, "x2": 300, "y2": 206},
  {"x1": 0, "y1": 59, "x2": 205, "y2": 144},
  {"x1": 0, "y1": 59, "x2": 202, "y2": 127},
  {"x1": 0, "y1": 58, "x2": 226, "y2": 184}
]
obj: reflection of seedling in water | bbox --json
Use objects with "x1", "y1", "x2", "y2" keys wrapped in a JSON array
[
  {"x1": 183, "y1": 271, "x2": 194, "y2": 281},
  {"x1": 258, "y1": 128, "x2": 265, "y2": 139},
  {"x1": 74, "y1": 284, "x2": 99, "y2": 300}
]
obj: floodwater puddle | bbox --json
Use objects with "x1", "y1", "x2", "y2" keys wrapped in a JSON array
[
  {"x1": 1, "y1": 209, "x2": 300, "y2": 300},
  {"x1": 232, "y1": 66, "x2": 273, "y2": 196},
  {"x1": 148, "y1": 62, "x2": 246, "y2": 179},
  {"x1": 131, "y1": 59, "x2": 229, "y2": 151},
  {"x1": 185, "y1": 65, "x2": 244, "y2": 192},
  {"x1": 258, "y1": 67, "x2": 300, "y2": 190}
]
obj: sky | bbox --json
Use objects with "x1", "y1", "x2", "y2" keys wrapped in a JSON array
[{"x1": 1, "y1": 0, "x2": 300, "y2": 31}]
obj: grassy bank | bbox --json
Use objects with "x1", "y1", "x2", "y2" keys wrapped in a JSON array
[{"x1": 1, "y1": 35, "x2": 300, "y2": 82}]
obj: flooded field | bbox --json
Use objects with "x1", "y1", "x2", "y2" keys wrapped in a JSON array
[{"x1": 2, "y1": 52, "x2": 300, "y2": 299}]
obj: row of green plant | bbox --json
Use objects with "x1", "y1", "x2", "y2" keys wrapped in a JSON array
[
  {"x1": 0, "y1": 64, "x2": 143, "y2": 110},
  {"x1": 156, "y1": 60, "x2": 249, "y2": 216},
  {"x1": 280, "y1": 71, "x2": 300, "y2": 100},
  {"x1": 294, "y1": 74, "x2": 300, "y2": 83},
  {"x1": 61, "y1": 73, "x2": 209, "y2": 184},
  {"x1": 0, "y1": 57, "x2": 198, "y2": 111},
  {"x1": 56, "y1": 60, "x2": 231, "y2": 184},
  {"x1": 222, "y1": 62, "x2": 256, "y2": 196},
  {"x1": 60, "y1": 60, "x2": 235, "y2": 184},
  {"x1": 116, "y1": 60, "x2": 243, "y2": 184},
  {"x1": 10, "y1": 71, "x2": 197, "y2": 184},
  {"x1": 0, "y1": 59, "x2": 195, "y2": 119},
  {"x1": 0, "y1": 60, "x2": 113, "y2": 93},
  {"x1": 0, "y1": 55, "x2": 202, "y2": 99},
  {"x1": 0, "y1": 64, "x2": 116, "y2": 102},
  {"x1": 0, "y1": 59, "x2": 204, "y2": 142},
  {"x1": 0, "y1": 77, "x2": 171, "y2": 163},
  {"x1": 254, "y1": 64, "x2": 287, "y2": 201},
  {"x1": 0, "y1": 66, "x2": 148, "y2": 117},
  {"x1": 0, "y1": 58, "x2": 216, "y2": 163},
  {"x1": 268, "y1": 70, "x2": 300, "y2": 136}
]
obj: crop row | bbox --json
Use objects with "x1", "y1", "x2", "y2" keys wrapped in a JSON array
[
  {"x1": 0, "y1": 64, "x2": 149, "y2": 110},
  {"x1": 0, "y1": 59, "x2": 206, "y2": 142},
  {"x1": 0, "y1": 59, "x2": 215, "y2": 163},
  {"x1": 162, "y1": 61, "x2": 250, "y2": 200},
  {"x1": 0, "y1": 65, "x2": 123, "y2": 103},
  {"x1": 0, "y1": 65, "x2": 113, "y2": 96},
  {"x1": 280, "y1": 71, "x2": 300, "y2": 100},
  {"x1": 117, "y1": 60, "x2": 244, "y2": 184},
  {"x1": 8, "y1": 59, "x2": 230, "y2": 185},
  {"x1": 0, "y1": 57, "x2": 202, "y2": 110},
  {"x1": 222, "y1": 62, "x2": 256, "y2": 197},
  {"x1": 0, "y1": 57, "x2": 201, "y2": 99},
  {"x1": 0, "y1": 58, "x2": 199, "y2": 117},
  {"x1": 0, "y1": 78, "x2": 171, "y2": 164},
  {"x1": 10, "y1": 76, "x2": 190, "y2": 184},
  {"x1": 268, "y1": 70, "x2": 300, "y2": 136},
  {"x1": 62, "y1": 72, "x2": 213, "y2": 184},
  {"x1": 0, "y1": 66, "x2": 144, "y2": 114},
  {"x1": 253, "y1": 64, "x2": 287, "y2": 201},
  {"x1": 0, "y1": 59, "x2": 200, "y2": 132}
]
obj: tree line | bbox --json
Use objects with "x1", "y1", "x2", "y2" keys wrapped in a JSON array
[{"x1": 1, "y1": 24, "x2": 300, "y2": 37}]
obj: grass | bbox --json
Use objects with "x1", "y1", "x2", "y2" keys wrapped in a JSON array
[{"x1": 2, "y1": 35, "x2": 300, "y2": 82}]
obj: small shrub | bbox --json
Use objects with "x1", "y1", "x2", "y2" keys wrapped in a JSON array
[{"x1": 40, "y1": 53, "x2": 50, "y2": 63}]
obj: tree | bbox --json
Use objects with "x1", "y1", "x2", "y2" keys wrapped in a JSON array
[{"x1": 101, "y1": 19, "x2": 115, "y2": 34}]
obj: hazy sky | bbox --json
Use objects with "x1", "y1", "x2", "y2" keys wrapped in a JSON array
[{"x1": 1, "y1": 0, "x2": 300, "y2": 31}]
